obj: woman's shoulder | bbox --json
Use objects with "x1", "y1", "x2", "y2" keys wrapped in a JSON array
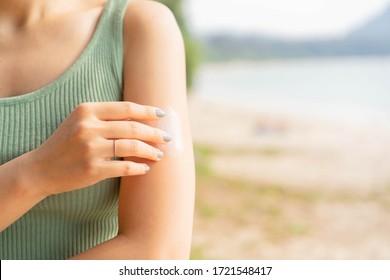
[
  {"x1": 123, "y1": 0, "x2": 182, "y2": 50},
  {"x1": 124, "y1": 0, "x2": 176, "y2": 27}
]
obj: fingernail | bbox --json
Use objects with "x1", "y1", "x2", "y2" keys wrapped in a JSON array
[
  {"x1": 144, "y1": 165, "x2": 151, "y2": 173},
  {"x1": 155, "y1": 108, "x2": 166, "y2": 118},
  {"x1": 163, "y1": 133, "x2": 172, "y2": 142},
  {"x1": 157, "y1": 151, "x2": 164, "y2": 159}
]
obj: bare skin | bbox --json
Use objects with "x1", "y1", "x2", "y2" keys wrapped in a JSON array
[{"x1": 0, "y1": 0, "x2": 195, "y2": 259}]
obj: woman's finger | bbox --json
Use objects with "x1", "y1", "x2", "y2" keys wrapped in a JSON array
[
  {"x1": 103, "y1": 139, "x2": 163, "y2": 161},
  {"x1": 101, "y1": 121, "x2": 172, "y2": 144},
  {"x1": 76, "y1": 102, "x2": 165, "y2": 121},
  {"x1": 103, "y1": 160, "x2": 151, "y2": 178}
]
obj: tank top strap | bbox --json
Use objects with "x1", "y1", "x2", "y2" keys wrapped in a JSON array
[{"x1": 95, "y1": 0, "x2": 130, "y2": 78}]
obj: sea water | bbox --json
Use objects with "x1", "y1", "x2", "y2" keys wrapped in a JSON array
[{"x1": 194, "y1": 56, "x2": 390, "y2": 125}]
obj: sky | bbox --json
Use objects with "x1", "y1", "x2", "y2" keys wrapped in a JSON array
[{"x1": 184, "y1": 0, "x2": 390, "y2": 39}]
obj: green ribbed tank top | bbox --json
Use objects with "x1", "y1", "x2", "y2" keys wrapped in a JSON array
[{"x1": 0, "y1": 0, "x2": 129, "y2": 260}]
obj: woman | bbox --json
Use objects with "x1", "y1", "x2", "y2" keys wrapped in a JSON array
[{"x1": 0, "y1": 0, "x2": 195, "y2": 259}]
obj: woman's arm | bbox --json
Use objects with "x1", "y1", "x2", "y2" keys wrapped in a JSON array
[
  {"x1": 71, "y1": 1, "x2": 195, "y2": 259},
  {"x1": 0, "y1": 153, "x2": 47, "y2": 232}
]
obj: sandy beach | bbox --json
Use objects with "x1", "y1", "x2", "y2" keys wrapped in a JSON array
[{"x1": 188, "y1": 94, "x2": 390, "y2": 259}]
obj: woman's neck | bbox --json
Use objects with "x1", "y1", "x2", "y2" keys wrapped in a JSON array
[
  {"x1": 0, "y1": 0, "x2": 87, "y2": 37},
  {"x1": 0, "y1": 1, "x2": 50, "y2": 30}
]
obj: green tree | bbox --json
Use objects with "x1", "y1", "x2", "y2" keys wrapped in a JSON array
[{"x1": 157, "y1": 0, "x2": 200, "y2": 89}]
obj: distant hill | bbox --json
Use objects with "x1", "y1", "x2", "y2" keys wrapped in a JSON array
[
  {"x1": 348, "y1": 5, "x2": 390, "y2": 40},
  {"x1": 200, "y1": 6, "x2": 390, "y2": 61}
]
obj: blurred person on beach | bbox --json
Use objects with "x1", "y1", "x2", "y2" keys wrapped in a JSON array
[{"x1": 0, "y1": 0, "x2": 194, "y2": 260}]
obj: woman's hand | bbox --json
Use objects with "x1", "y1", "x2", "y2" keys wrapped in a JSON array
[{"x1": 25, "y1": 102, "x2": 170, "y2": 196}]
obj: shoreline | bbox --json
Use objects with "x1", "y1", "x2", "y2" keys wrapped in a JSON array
[{"x1": 188, "y1": 94, "x2": 390, "y2": 193}]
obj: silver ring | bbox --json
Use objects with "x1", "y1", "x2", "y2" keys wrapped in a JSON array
[{"x1": 113, "y1": 139, "x2": 116, "y2": 159}]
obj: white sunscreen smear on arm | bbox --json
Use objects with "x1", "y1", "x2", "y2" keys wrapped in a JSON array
[{"x1": 157, "y1": 107, "x2": 184, "y2": 157}]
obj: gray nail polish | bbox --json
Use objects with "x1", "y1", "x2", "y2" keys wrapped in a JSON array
[
  {"x1": 163, "y1": 133, "x2": 172, "y2": 142},
  {"x1": 157, "y1": 151, "x2": 164, "y2": 159},
  {"x1": 144, "y1": 165, "x2": 151, "y2": 173},
  {"x1": 155, "y1": 108, "x2": 166, "y2": 118}
]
